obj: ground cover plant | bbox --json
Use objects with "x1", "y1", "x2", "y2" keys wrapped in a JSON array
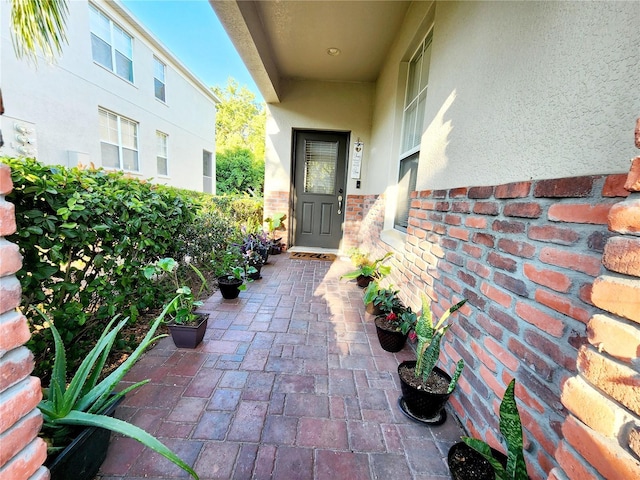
[{"x1": 3, "y1": 157, "x2": 262, "y2": 381}]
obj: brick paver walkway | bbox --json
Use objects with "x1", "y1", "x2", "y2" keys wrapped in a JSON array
[{"x1": 97, "y1": 253, "x2": 466, "y2": 479}]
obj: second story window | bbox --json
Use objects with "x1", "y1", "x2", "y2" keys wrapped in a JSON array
[
  {"x1": 156, "y1": 131, "x2": 168, "y2": 176},
  {"x1": 154, "y1": 57, "x2": 166, "y2": 102},
  {"x1": 99, "y1": 108, "x2": 139, "y2": 172},
  {"x1": 90, "y1": 5, "x2": 134, "y2": 82}
]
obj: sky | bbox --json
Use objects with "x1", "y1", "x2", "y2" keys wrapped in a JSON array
[{"x1": 120, "y1": 0, "x2": 262, "y2": 100}]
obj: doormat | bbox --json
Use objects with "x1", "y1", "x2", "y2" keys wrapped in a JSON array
[{"x1": 289, "y1": 252, "x2": 337, "y2": 261}]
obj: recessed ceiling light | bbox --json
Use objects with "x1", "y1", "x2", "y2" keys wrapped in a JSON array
[{"x1": 327, "y1": 47, "x2": 341, "y2": 56}]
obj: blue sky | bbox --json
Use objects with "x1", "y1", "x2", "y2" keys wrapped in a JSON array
[{"x1": 121, "y1": 0, "x2": 262, "y2": 100}]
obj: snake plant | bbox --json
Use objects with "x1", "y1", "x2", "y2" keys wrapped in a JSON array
[
  {"x1": 462, "y1": 379, "x2": 528, "y2": 480},
  {"x1": 38, "y1": 301, "x2": 199, "y2": 479},
  {"x1": 414, "y1": 296, "x2": 467, "y2": 393}
]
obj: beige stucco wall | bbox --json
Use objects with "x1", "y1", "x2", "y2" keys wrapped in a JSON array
[
  {"x1": 0, "y1": 0, "x2": 217, "y2": 192},
  {"x1": 367, "y1": 0, "x2": 640, "y2": 197},
  {"x1": 265, "y1": 79, "x2": 375, "y2": 193}
]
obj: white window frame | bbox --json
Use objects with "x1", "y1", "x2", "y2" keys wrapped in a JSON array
[
  {"x1": 154, "y1": 56, "x2": 166, "y2": 102},
  {"x1": 89, "y1": 4, "x2": 134, "y2": 82},
  {"x1": 99, "y1": 108, "x2": 139, "y2": 172},
  {"x1": 156, "y1": 131, "x2": 168, "y2": 176},
  {"x1": 395, "y1": 31, "x2": 433, "y2": 232},
  {"x1": 203, "y1": 150, "x2": 213, "y2": 193}
]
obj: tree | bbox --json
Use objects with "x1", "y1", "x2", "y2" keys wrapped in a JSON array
[
  {"x1": 10, "y1": 0, "x2": 69, "y2": 64},
  {"x1": 211, "y1": 78, "x2": 266, "y2": 161},
  {"x1": 216, "y1": 147, "x2": 264, "y2": 195}
]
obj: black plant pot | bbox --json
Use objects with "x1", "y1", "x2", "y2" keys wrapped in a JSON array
[
  {"x1": 448, "y1": 442, "x2": 507, "y2": 480},
  {"x1": 47, "y1": 396, "x2": 124, "y2": 480},
  {"x1": 269, "y1": 244, "x2": 282, "y2": 255},
  {"x1": 357, "y1": 275, "x2": 374, "y2": 288},
  {"x1": 218, "y1": 276, "x2": 243, "y2": 299},
  {"x1": 248, "y1": 263, "x2": 262, "y2": 280},
  {"x1": 374, "y1": 317, "x2": 407, "y2": 352},
  {"x1": 398, "y1": 361, "x2": 452, "y2": 421},
  {"x1": 168, "y1": 314, "x2": 208, "y2": 348}
]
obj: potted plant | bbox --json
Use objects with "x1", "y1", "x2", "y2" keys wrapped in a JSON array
[
  {"x1": 264, "y1": 212, "x2": 286, "y2": 254},
  {"x1": 397, "y1": 296, "x2": 467, "y2": 424},
  {"x1": 363, "y1": 281, "x2": 403, "y2": 316},
  {"x1": 39, "y1": 305, "x2": 199, "y2": 480},
  {"x1": 144, "y1": 257, "x2": 209, "y2": 349},
  {"x1": 241, "y1": 230, "x2": 270, "y2": 265},
  {"x1": 244, "y1": 248, "x2": 264, "y2": 280},
  {"x1": 341, "y1": 250, "x2": 393, "y2": 288},
  {"x1": 374, "y1": 308, "x2": 415, "y2": 352},
  {"x1": 212, "y1": 246, "x2": 257, "y2": 300},
  {"x1": 448, "y1": 379, "x2": 528, "y2": 480}
]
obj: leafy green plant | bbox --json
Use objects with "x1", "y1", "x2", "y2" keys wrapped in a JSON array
[
  {"x1": 414, "y1": 296, "x2": 467, "y2": 393},
  {"x1": 462, "y1": 379, "x2": 528, "y2": 480},
  {"x1": 212, "y1": 246, "x2": 256, "y2": 290},
  {"x1": 143, "y1": 258, "x2": 208, "y2": 325},
  {"x1": 381, "y1": 309, "x2": 416, "y2": 335},
  {"x1": 363, "y1": 282, "x2": 403, "y2": 315},
  {"x1": 341, "y1": 251, "x2": 393, "y2": 281},
  {"x1": 38, "y1": 304, "x2": 199, "y2": 479}
]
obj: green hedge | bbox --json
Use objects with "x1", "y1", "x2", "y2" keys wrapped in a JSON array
[
  {"x1": 3, "y1": 158, "x2": 263, "y2": 381},
  {"x1": 4, "y1": 158, "x2": 199, "y2": 379}
]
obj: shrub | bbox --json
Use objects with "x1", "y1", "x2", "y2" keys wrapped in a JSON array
[
  {"x1": 4, "y1": 157, "x2": 265, "y2": 381},
  {"x1": 3, "y1": 158, "x2": 196, "y2": 380}
]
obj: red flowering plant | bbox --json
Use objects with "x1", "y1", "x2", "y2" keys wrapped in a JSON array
[{"x1": 379, "y1": 307, "x2": 416, "y2": 335}]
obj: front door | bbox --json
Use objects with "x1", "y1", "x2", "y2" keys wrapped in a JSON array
[{"x1": 292, "y1": 130, "x2": 348, "y2": 249}]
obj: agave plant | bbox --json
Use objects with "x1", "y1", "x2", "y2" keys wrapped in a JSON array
[
  {"x1": 414, "y1": 296, "x2": 467, "y2": 394},
  {"x1": 462, "y1": 379, "x2": 528, "y2": 480},
  {"x1": 38, "y1": 302, "x2": 199, "y2": 479}
]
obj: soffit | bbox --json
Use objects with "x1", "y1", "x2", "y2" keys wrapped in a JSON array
[{"x1": 210, "y1": 0, "x2": 411, "y2": 102}]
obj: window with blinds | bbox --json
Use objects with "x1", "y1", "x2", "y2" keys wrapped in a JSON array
[{"x1": 303, "y1": 140, "x2": 338, "y2": 195}]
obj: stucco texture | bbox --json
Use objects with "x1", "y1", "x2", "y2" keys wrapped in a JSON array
[{"x1": 417, "y1": 1, "x2": 640, "y2": 190}]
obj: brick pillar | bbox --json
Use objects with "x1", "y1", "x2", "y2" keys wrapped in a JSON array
[
  {"x1": 0, "y1": 163, "x2": 49, "y2": 480},
  {"x1": 550, "y1": 123, "x2": 640, "y2": 479},
  {"x1": 263, "y1": 190, "x2": 290, "y2": 249}
]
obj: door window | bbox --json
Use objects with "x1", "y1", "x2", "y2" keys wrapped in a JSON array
[{"x1": 304, "y1": 140, "x2": 338, "y2": 195}]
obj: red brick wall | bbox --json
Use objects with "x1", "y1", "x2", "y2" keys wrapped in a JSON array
[
  {"x1": 550, "y1": 140, "x2": 640, "y2": 478},
  {"x1": 0, "y1": 163, "x2": 49, "y2": 480},
  {"x1": 350, "y1": 136, "x2": 640, "y2": 477},
  {"x1": 264, "y1": 190, "x2": 290, "y2": 249}
]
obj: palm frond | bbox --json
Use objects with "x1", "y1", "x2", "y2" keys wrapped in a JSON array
[{"x1": 11, "y1": 0, "x2": 69, "y2": 64}]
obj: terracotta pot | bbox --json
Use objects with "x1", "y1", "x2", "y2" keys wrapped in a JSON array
[
  {"x1": 398, "y1": 361, "x2": 452, "y2": 419},
  {"x1": 374, "y1": 316, "x2": 407, "y2": 352},
  {"x1": 47, "y1": 396, "x2": 124, "y2": 480},
  {"x1": 218, "y1": 276, "x2": 243, "y2": 299},
  {"x1": 167, "y1": 314, "x2": 208, "y2": 348}
]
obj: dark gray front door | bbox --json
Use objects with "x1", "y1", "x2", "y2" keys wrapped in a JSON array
[{"x1": 292, "y1": 130, "x2": 348, "y2": 249}]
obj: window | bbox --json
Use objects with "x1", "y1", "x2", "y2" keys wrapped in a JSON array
[
  {"x1": 99, "y1": 108, "x2": 139, "y2": 171},
  {"x1": 89, "y1": 5, "x2": 133, "y2": 82},
  {"x1": 395, "y1": 32, "x2": 433, "y2": 231},
  {"x1": 154, "y1": 57, "x2": 166, "y2": 101},
  {"x1": 203, "y1": 150, "x2": 213, "y2": 193},
  {"x1": 156, "y1": 131, "x2": 168, "y2": 176}
]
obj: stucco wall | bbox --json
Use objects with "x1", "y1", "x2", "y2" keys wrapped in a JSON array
[
  {"x1": 0, "y1": 0, "x2": 216, "y2": 192},
  {"x1": 265, "y1": 79, "x2": 375, "y2": 194},
  {"x1": 367, "y1": 0, "x2": 640, "y2": 197}
]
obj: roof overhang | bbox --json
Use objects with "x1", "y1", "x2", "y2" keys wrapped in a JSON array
[{"x1": 209, "y1": 0, "x2": 412, "y2": 103}]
